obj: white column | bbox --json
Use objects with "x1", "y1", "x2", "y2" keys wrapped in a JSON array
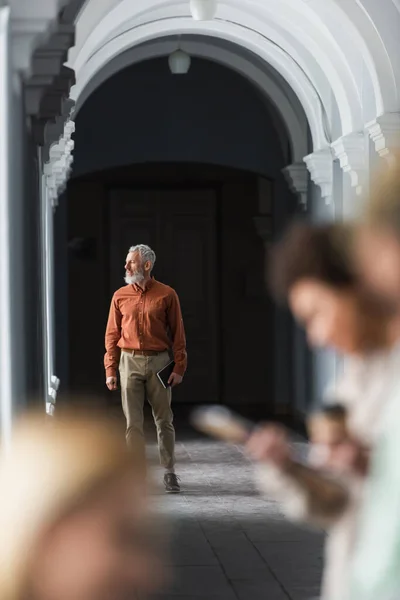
[
  {"x1": 2, "y1": 0, "x2": 79, "y2": 423},
  {"x1": 40, "y1": 170, "x2": 60, "y2": 415},
  {"x1": 40, "y1": 171, "x2": 51, "y2": 411},
  {"x1": 282, "y1": 162, "x2": 309, "y2": 210},
  {"x1": 0, "y1": 6, "x2": 13, "y2": 448},
  {"x1": 42, "y1": 116, "x2": 75, "y2": 412}
]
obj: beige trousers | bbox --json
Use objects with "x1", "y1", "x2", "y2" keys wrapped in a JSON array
[{"x1": 119, "y1": 350, "x2": 175, "y2": 470}]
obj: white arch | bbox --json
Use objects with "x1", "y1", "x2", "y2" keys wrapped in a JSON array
[
  {"x1": 353, "y1": 0, "x2": 400, "y2": 111},
  {"x1": 70, "y1": 16, "x2": 329, "y2": 150},
  {"x1": 306, "y1": 0, "x2": 398, "y2": 115},
  {"x1": 70, "y1": 0, "x2": 356, "y2": 136},
  {"x1": 73, "y1": 37, "x2": 309, "y2": 162},
  {"x1": 67, "y1": 0, "x2": 399, "y2": 153},
  {"x1": 68, "y1": 0, "x2": 398, "y2": 131}
]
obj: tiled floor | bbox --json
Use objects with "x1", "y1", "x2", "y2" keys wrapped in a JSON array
[{"x1": 148, "y1": 432, "x2": 324, "y2": 600}]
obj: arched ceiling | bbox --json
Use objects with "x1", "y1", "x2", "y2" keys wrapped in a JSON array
[
  {"x1": 73, "y1": 36, "x2": 309, "y2": 163},
  {"x1": 67, "y1": 0, "x2": 400, "y2": 157}
]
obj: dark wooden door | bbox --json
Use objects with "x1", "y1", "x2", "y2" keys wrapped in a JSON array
[{"x1": 109, "y1": 189, "x2": 219, "y2": 404}]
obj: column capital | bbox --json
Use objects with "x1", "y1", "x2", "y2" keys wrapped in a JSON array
[
  {"x1": 282, "y1": 163, "x2": 308, "y2": 210},
  {"x1": 43, "y1": 98, "x2": 75, "y2": 160},
  {"x1": 331, "y1": 132, "x2": 367, "y2": 196},
  {"x1": 11, "y1": 0, "x2": 71, "y2": 76},
  {"x1": 13, "y1": 0, "x2": 81, "y2": 153},
  {"x1": 304, "y1": 149, "x2": 333, "y2": 204},
  {"x1": 44, "y1": 113, "x2": 75, "y2": 208},
  {"x1": 28, "y1": 66, "x2": 76, "y2": 145},
  {"x1": 366, "y1": 113, "x2": 400, "y2": 166}
]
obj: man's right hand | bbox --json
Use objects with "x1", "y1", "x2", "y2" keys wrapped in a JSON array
[{"x1": 106, "y1": 376, "x2": 118, "y2": 391}]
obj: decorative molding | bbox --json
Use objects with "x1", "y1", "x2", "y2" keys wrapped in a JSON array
[
  {"x1": 331, "y1": 132, "x2": 367, "y2": 195},
  {"x1": 25, "y1": 26, "x2": 76, "y2": 114},
  {"x1": 49, "y1": 374, "x2": 60, "y2": 402},
  {"x1": 43, "y1": 97, "x2": 75, "y2": 161},
  {"x1": 282, "y1": 163, "x2": 309, "y2": 210},
  {"x1": 366, "y1": 113, "x2": 400, "y2": 166},
  {"x1": 12, "y1": 19, "x2": 56, "y2": 76},
  {"x1": 46, "y1": 402, "x2": 56, "y2": 416},
  {"x1": 304, "y1": 148, "x2": 333, "y2": 204},
  {"x1": 51, "y1": 375, "x2": 60, "y2": 390},
  {"x1": 43, "y1": 106, "x2": 75, "y2": 208},
  {"x1": 13, "y1": 0, "x2": 82, "y2": 154},
  {"x1": 10, "y1": 0, "x2": 82, "y2": 168},
  {"x1": 190, "y1": 0, "x2": 218, "y2": 21},
  {"x1": 27, "y1": 66, "x2": 76, "y2": 145},
  {"x1": 11, "y1": 0, "x2": 71, "y2": 76}
]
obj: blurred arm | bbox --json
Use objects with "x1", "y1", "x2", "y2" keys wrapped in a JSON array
[{"x1": 255, "y1": 460, "x2": 350, "y2": 527}]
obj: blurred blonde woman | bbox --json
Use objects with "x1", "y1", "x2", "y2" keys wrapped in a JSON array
[
  {"x1": 246, "y1": 221, "x2": 400, "y2": 600},
  {"x1": 0, "y1": 410, "x2": 164, "y2": 600},
  {"x1": 348, "y1": 158, "x2": 400, "y2": 600}
]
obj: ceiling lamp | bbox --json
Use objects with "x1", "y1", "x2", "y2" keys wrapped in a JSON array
[
  {"x1": 168, "y1": 49, "x2": 191, "y2": 75},
  {"x1": 190, "y1": 0, "x2": 217, "y2": 21}
]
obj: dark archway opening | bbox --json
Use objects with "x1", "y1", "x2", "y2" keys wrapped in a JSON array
[
  {"x1": 62, "y1": 162, "x2": 277, "y2": 417},
  {"x1": 54, "y1": 55, "x2": 313, "y2": 422}
]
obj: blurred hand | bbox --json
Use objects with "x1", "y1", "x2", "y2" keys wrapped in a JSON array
[
  {"x1": 106, "y1": 376, "x2": 118, "y2": 391},
  {"x1": 329, "y1": 439, "x2": 369, "y2": 477},
  {"x1": 246, "y1": 424, "x2": 292, "y2": 470},
  {"x1": 168, "y1": 372, "x2": 183, "y2": 388}
]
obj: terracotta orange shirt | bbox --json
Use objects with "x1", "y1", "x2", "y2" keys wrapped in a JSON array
[{"x1": 105, "y1": 279, "x2": 187, "y2": 378}]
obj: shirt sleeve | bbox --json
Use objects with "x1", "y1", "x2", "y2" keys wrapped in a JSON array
[
  {"x1": 104, "y1": 294, "x2": 122, "y2": 378},
  {"x1": 167, "y1": 290, "x2": 187, "y2": 377}
]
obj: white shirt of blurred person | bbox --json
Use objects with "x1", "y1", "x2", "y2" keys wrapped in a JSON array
[
  {"x1": 346, "y1": 158, "x2": 400, "y2": 600},
  {"x1": 246, "y1": 222, "x2": 399, "y2": 600},
  {"x1": 104, "y1": 244, "x2": 187, "y2": 494},
  {"x1": 0, "y1": 410, "x2": 166, "y2": 600}
]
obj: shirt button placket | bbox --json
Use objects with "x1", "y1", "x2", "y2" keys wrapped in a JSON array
[{"x1": 140, "y1": 293, "x2": 144, "y2": 348}]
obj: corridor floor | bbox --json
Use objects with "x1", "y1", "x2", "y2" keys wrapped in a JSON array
[{"x1": 148, "y1": 435, "x2": 324, "y2": 600}]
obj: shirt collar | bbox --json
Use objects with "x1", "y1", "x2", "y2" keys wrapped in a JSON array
[{"x1": 133, "y1": 277, "x2": 155, "y2": 293}]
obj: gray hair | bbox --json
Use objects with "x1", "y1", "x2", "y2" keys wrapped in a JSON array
[{"x1": 129, "y1": 244, "x2": 156, "y2": 270}]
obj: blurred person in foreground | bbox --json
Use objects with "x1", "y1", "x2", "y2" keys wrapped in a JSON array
[
  {"x1": 0, "y1": 410, "x2": 165, "y2": 600},
  {"x1": 245, "y1": 222, "x2": 400, "y2": 600},
  {"x1": 346, "y1": 161, "x2": 400, "y2": 600}
]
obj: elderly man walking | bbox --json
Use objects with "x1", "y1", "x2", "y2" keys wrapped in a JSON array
[{"x1": 105, "y1": 244, "x2": 187, "y2": 493}]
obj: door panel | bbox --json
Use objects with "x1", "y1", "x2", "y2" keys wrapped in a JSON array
[{"x1": 109, "y1": 189, "x2": 218, "y2": 404}]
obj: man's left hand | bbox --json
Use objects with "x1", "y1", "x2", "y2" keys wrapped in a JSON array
[{"x1": 168, "y1": 372, "x2": 183, "y2": 388}]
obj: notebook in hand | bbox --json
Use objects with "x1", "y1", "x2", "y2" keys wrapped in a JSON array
[{"x1": 157, "y1": 361, "x2": 175, "y2": 389}]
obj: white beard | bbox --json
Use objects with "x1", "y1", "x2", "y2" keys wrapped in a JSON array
[{"x1": 125, "y1": 270, "x2": 145, "y2": 285}]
